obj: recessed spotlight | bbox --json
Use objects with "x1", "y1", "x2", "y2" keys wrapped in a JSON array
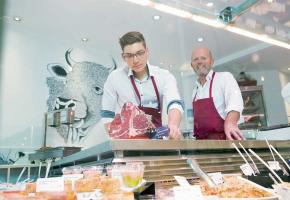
[
  {"x1": 287, "y1": 67, "x2": 290, "y2": 71},
  {"x1": 81, "y1": 37, "x2": 89, "y2": 42},
  {"x1": 13, "y1": 16, "x2": 22, "y2": 22},
  {"x1": 206, "y1": 2, "x2": 214, "y2": 7},
  {"x1": 251, "y1": 53, "x2": 260, "y2": 63},
  {"x1": 261, "y1": 76, "x2": 265, "y2": 81},
  {"x1": 153, "y1": 15, "x2": 161, "y2": 20},
  {"x1": 197, "y1": 37, "x2": 204, "y2": 42}
]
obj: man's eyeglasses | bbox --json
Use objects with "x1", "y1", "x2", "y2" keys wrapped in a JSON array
[{"x1": 122, "y1": 50, "x2": 146, "y2": 61}]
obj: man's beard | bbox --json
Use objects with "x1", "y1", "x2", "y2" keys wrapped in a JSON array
[{"x1": 194, "y1": 64, "x2": 211, "y2": 76}]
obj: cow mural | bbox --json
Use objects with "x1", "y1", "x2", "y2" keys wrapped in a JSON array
[{"x1": 46, "y1": 49, "x2": 116, "y2": 144}]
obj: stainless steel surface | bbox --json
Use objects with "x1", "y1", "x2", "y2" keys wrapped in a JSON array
[
  {"x1": 49, "y1": 139, "x2": 290, "y2": 185},
  {"x1": 51, "y1": 139, "x2": 290, "y2": 166},
  {"x1": 29, "y1": 146, "x2": 81, "y2": 161},
  {"x1": 0, "y1": 164, "x2": 46, "y2": 183},
  {"x1": 109, "y1": 140, "x2": 290, "y2": 150}
]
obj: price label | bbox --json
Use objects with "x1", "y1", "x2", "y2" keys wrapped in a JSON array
[
  {"x1": 174, "y1": 176, "x2": 191, "y2": 187},
  {"x1": 62, "y1": 174, "x2": 83, "y2": 181},
  {"x1": 173, "y1": 185, "x2": 203, "y2": 200},
  {"x1": 77, "y1": 191, "x2": 102, "y2": 200},
  {"x1": 268, "y1": 161, "x2": 281, "y2": 171},
  {"x1": 111, "y1": 168, "x2": 122, "y2": 178},
  {"x1": 240, "y1": 163, "x2": 255, "y2": 176},
  {"x1": 36, "y1": 177, "x2": 64, "y2": 192},
  {"x1": 208, "y1": 172, "x2": 224, "y2": 185}
]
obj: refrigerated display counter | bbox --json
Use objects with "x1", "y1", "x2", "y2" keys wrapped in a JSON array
[{"x1": 50, "y1": 140, "x2": 290, "y2": 183}]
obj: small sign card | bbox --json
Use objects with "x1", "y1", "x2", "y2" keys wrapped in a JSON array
[
  {"x1": 240, "y1": 163, "x2": 255, "y2": 176},
  {"x1": 36, "y1": 177, "x2": 64, "y2": 192},
  {"x1": 268, "y1": 161, "x2": 281, "y2": 171},
  {"x1": 62, "y1": 174, "x2": 83, "y2": 181},
  {"x1": 77, "y1": 191, "x2": 102, "y2": 200},
  {"x1": 173, "y1": 185, "x2": 203, "y2": 200},
  {"x1": 174, "y1": 176, "x2": 191, "y2": 187},
  {"x1": 208, "y1": 172, "x2": 224, "y2": 185}
]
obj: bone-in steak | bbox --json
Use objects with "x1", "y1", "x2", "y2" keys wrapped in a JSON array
[{"x1": 108, "y1": 102, "x2": 155, "y2": 139}]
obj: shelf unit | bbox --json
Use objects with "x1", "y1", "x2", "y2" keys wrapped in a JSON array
[{"x1": 239, "y1": 85, "x2": 268, "y2": 130}]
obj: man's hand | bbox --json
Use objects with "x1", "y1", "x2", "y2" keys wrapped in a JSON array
[
  {"x1": 168, "y1": 124, "x2": 182, "y2": 140},
  {"x1": 224, "y1": 122, "x2": 244, "y2": 140},
  {"x1": 167, "y1": 108, "x2": 183, "y2": 140},
  {"x1": 224, "y1": 111, "x2": 244, "y2": 140}
]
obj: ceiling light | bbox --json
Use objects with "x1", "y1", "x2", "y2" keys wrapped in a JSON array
[
  {"x1": 13, "y1": 16, "x2": 22, "y2": 22},
  {"x1": 154, "y1": 4, "x2": 192, "y2": 18},
  {"x1": 288, "y1": 68, "x2": 290, "y2": 71},
  {"x1": 225, "y1": 26, "x2": 290, "y2": 49},
  {"x1": 251, "y1": 53, "x2": 260, "y2": 63},
  {"x1": 81, "y1": 37, "x2": 88, "y2": 42},
  {"x1": 124, "y1": 0, "x2": 290, "y2": 49},
  {"x1": 153, "y1": 15, "x2": 161, "y2": 20},
  {"x1": 197, "y1": 37, "x2": 204, "y2": 42},
  {"x1": 261, "y1": 76, "x2": 265, "y2": 81},
  {"x1": 125, "y1": 0, "x2": 152, "y2": 6},
  {"x1": 206, "y1": 2, "x2": 214, "y2": 7}
]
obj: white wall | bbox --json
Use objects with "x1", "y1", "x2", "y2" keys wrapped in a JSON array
[
  {"x1": 171, "y1": 70, "x2": 196, "y2": 131},
  {"x1": 0, "y1": 27, "x2": 118, "y2": 150},
  {"x1": 0, "y1": 28, "x2": 48, "y2": 149}
]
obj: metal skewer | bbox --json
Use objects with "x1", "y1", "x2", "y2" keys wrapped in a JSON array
[
  {"x1": 269, "y1": 173, "x2": 279, "y2": 185},
  {"x1": 249, "y1": 149, "x2": 283, "y2": 183},
  {"x1": 232, "y1": 143, "x2": 255, "y2": 173},
  {"x1": 270, "y1": 144, "x2": 290, "y2": 171},
  {"x1": 239, "y1": 142, "x2": 260, "y2": 174},
  {"x1": 16, "y1": 167, "x2": 27, "y2": 184},
  {"x1": 265, "y1": 138, "x2": 276, "y2": 161}
]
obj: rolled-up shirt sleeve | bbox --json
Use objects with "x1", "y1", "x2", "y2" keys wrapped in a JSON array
[
  {"x1": 163, "y1": 71, "x2": 184, "y2": 114},
  {"x1": 101, "y1": 74, "x2": 117, "y2": 124},
  {"x1": 224, "y1": 72, "x2": 244, "y2": 114}
]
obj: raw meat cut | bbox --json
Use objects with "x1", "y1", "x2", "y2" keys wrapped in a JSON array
[{"x1": 108, "y1": 102, "x2": 155, "y2": 139}]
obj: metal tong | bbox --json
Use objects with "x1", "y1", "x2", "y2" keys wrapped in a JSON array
[{"x1": 187, "y1": 158, "x2": 216, "y2": 187}]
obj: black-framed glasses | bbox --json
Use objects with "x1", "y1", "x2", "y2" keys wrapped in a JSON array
[{"x1": 122, "y1": 50, "x2": 146, "y2": 60}]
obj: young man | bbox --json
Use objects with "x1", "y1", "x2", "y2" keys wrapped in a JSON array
[
  {"x1": 191, "y1": 47, "x2": 244, "y2": 140},
  {"x1": 101, "y1": 31, "x2": 184, "y2": 139}
]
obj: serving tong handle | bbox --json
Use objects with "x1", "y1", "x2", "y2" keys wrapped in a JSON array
[{"x1": 187, "y1": 158, "x2": 217, "y2": 187}]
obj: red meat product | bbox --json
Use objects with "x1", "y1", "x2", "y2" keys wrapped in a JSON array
[{"x1": 108, "y1": 102, "x2": 155, "y2": 138}]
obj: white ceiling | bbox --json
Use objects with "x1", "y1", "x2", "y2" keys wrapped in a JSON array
[{"x1": 2, "y1": 0, "x2": 290, "y2": 74}]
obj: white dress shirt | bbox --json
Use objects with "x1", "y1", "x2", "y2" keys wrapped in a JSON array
[
  {"x1": 101, "y1": 63, "x2": 184, "y2": 123},
  {"x1": 192, "y1": 70, "x2": 244, "y2": 120}
]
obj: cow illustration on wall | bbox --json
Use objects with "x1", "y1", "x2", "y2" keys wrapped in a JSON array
[{"x1": 46, "y1": 49, "x2": 116, "y2": 144}]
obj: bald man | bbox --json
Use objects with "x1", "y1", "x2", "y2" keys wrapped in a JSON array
[{"x1": 191, "y1": 47, "x2": 244, "y2": 140}]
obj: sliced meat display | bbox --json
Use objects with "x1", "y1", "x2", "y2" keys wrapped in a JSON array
[{"x1": 108, "y1": 102, "x2": 155, "y2": 139}]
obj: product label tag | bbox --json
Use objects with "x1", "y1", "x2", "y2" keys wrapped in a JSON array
[
  {"x1": 36, "y1": 177, "x2": 64, "y2": 192},
  {"x1": 268, "y1": 161, "x2": 281, "y2": 171},
  {"x1": 208, "y1": 172, "x2": 224, "y2": 185},
  {"x1": 240, "y1": 163, "x2": 255, "y2": 176}
]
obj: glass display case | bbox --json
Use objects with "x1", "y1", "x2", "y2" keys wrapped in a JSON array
[{"x1": 239, "y1": 85, "x2": 268, "y2": 130}]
